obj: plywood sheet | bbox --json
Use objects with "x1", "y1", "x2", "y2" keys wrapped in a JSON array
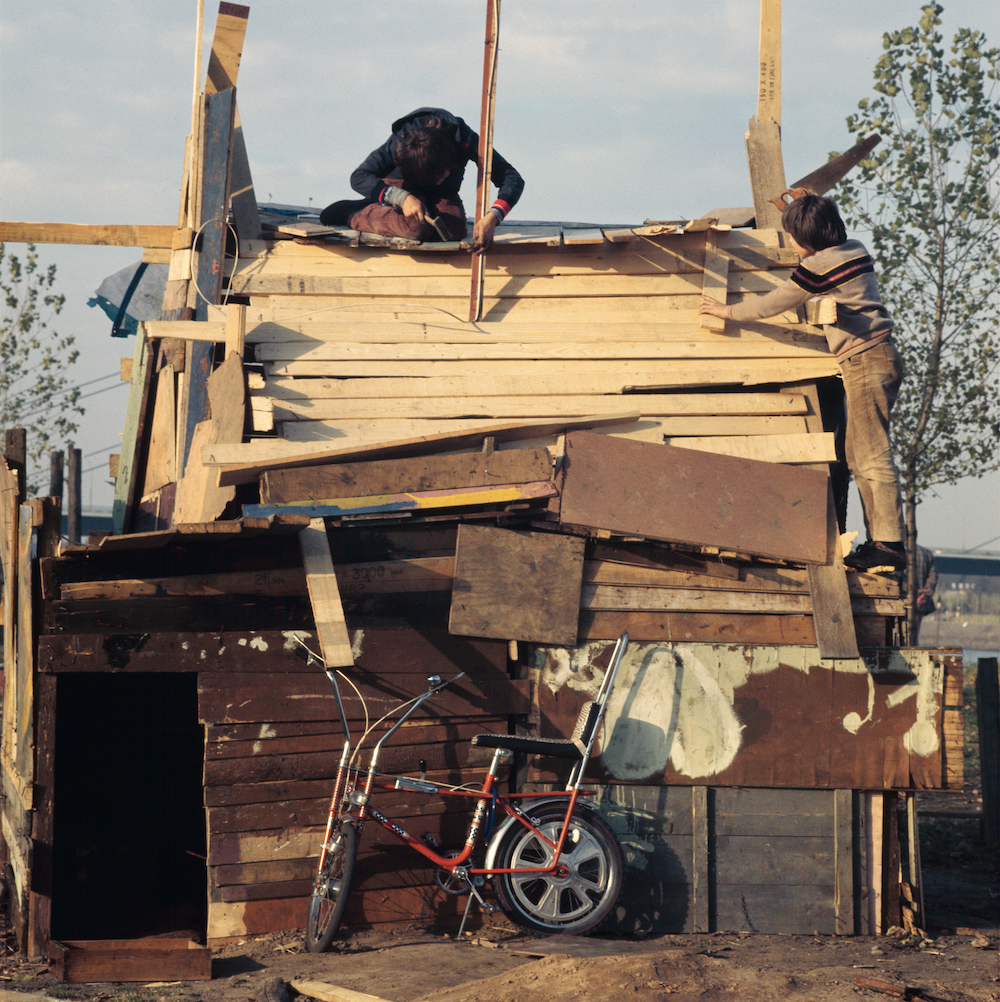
[
  {"x1": 528, "y1": 642, "x2": 944, "y2": 790},
  {"x1": 560, "y1": 430, "x2": 827, "y2": 563},
  {"x1": 449, "y1": 524, "x2": 585, "y2": 645}
]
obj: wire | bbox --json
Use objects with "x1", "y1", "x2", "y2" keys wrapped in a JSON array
[{"x1": 192, "y1": 217, "x2": 240, "y2": 307}]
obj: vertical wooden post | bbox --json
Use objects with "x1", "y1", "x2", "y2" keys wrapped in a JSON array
[
  {"x1": 66, "y1": 448, "x2": 81, "y2": 545},
  {"x1": 48, "y1": 451, "x2": 64, "y2": 504},
  {"x1": 746, "y1": 0, "x2": 787, "y2": 231},
  {"x1": 470, "y1": 0, "x2": 500, "y2": 323},
  {"x1": 833, "y1": 788, "x2": 854, "y2": 934},
  {"x1": 691, "y1": 786, "x2": 710, "y2": 932},
  {"x1": 977, "y1": 657, "x2": 1000, "y2": 847}
]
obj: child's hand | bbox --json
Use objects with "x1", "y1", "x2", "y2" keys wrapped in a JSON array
[{"x1": 699, "y1": 294, "x2": 730, "y2": 320}]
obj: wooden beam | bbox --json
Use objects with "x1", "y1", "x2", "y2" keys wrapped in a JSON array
[
  {"x1": 298, "y1": 519, "x2": 353, "y2": 668},
  {"x1": 757, "y1": 0, "x2": 781, "y2": 125},
  {"x1": 0, "y1": 222, "x2": 173, "y2": 248},
  {"x1": 470, "y1": 0, "x2": 500, "y2": 322},
  {"x1": 700, "y1": 231, "x2": 730, "y2": 332},
  {"x1": 112, "y1": 331, "x2": 156, "y2": 535},
  {"x1": 207, "y1": 412, "x2": 641, "y2": 486}
]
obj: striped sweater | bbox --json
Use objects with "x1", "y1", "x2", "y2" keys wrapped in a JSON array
[{"x1": 729, "y1": 239, "x2": 894, "y2": 360}]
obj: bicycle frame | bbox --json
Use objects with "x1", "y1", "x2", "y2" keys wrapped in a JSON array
[{"x1": 310, "y1": 631, "x2": 629, "y2": 904}]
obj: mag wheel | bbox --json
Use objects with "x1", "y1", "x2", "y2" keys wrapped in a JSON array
[
  {"x1": 305, "y1": 819, "x2": 357, "y2": 952},
  {"x1": 492, "y1": 804, "x2": 622, "y2": 935}
]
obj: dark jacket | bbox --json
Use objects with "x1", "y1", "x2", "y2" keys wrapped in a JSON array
[{"x1": 350, "y1": 107, "x2": 524, "y2": 217}]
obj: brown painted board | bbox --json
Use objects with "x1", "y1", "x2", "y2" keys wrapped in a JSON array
[
  {"x1": 262, "y1": 448, "x2": 551, "y2": 504},
  {"x1": 529, "y1": 643, "x2": 943, "y2": 790},
  {"x1": 49, "y1": 939, "x2": 211, "y2": 983},
  {"x1": 198, "y1": 672, "x2": 529, "y2": 725},
  {"x1": 560, "y1": 431, "x2": 827, "y2": 563},
  {"x1": 449, "y1": 524, "x2": 585, "y2": 645}
]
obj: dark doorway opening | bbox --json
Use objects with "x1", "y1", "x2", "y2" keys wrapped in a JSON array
[{"x1": 52, "y1": 672, "x2": 206, "y2": 940}]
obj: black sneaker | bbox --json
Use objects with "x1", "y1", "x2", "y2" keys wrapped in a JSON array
[
  {"x1": 844, "y1": 539, "x2": 906, "y2": 570},
  {"x1": 319, "y1": 198, "x2": 369, "y2": 226}
]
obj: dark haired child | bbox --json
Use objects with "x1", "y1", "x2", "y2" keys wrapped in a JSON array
[
  {"x1": 699, "y1": 194, "x2": 906, "y2": 571},
  {"x1": 320, "y1": 107, "x2": 523, "y2": 254}
]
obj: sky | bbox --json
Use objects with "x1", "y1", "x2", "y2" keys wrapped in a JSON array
[{"x1": 1, "y1": 0, "x2": 997, "y2": 551}]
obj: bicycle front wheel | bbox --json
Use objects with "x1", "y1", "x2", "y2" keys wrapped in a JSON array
[
  {"x1": 492, "y1": 804, "x2": 622, "y2": 935},
  {"x1": 305, "y1": 819, "x2": 357, "y2": 952}
]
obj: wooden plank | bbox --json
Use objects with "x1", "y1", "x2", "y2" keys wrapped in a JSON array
[
  {"x1": 205, "y1": 2, "x2": 249, "y2": 94},
  {"x1": 244, "y1": 480, "x2": 556, "y2": 519},
  {"x1": 560, "y1": 431, "x2": 827, "y2": 563},
  {"x1": 562, "y1": 228, "x2": 605, "y2": 245},
  {"x1": 142, "y1": 363, "x2": 177, "y2": 494},
  {"x1": 700, "y1": 233, "x2": 729, "y2": 332},
  {"x1": 266, "y1": 396, "x2": 827, "y2": 425},
  {"x1": 198, "y1": 673, "x2": 527, "y2": 727},
  {"x1": 808, "y1": 480, "x2": 859, "y2": 659},
  {"x1": 834, "y1": 788, "x2": 854, "y2": 935},
  {"x1": 57, "y1": 556, "x2": 455, "y2": 602},
  {"x1": 112, "y1": 330, "x2": 156, "y2": 534},
  {"x1": 292, "y1": 979, "x2": 396, "y2": 1002},
  {"x1": 0, "y1": 222, "x2": 174, "y2": 248},
  {"x1": 298, "y1": 518, "x2": 353, "y2": 668},
  {"x1": 745, "y1": 116, "x2": 787, "y2": 232},
  {"x1": 977, "y1": 657, "x2": 999, "y2": 846},
  {"x1": 49, "y1": 940, "x2": 211, "y2": 983},
  {"x1": 262, "y1": 449, "x2": 551, "y2": 504},
  {"x1": 267, "y1": 356, "x2": 838, "y2": 383},
  {"x1": 691, "y1": 787, "x2": 709, "y2": 933},
  {"x1": 173, "y1": 351, "x2": 245, "y2": 524},
  {"x1": 449, "y1": 524, "x2": 585, "y2": 646},
  {"x1": 209, "y1": 412, "x2": 641, "y2": 486},
  {"x1": 663, "y1": 433, "x2": 835, "y2": 464},
  {"x1": 757, "y1": 0, "x2": 781, "y2": 125},
  {"x1": 470, "y1": 0, "x2": 499, "y2": 321}
]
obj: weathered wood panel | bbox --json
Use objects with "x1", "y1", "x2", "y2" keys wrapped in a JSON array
[
  {"x1": 560, "y1": 431, "x2": 827, "y2": 563},
  {"x1": 529, "y1": 642, "x2": 944, "y2": 790},
  {"x1": 450, "y1": 525, "x2": 584, "y2": 646}
]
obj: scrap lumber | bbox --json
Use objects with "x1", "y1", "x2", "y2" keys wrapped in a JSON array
[
  {"x1": 112, "y1": 331, "x2": 156, "y2": 534},
  {"x1": 0, "y1": 222, "x2": 173, "y2": 248},
  {"x1": 261, "y1": 448, "x2": 551, "y2": 504},
  {"x1": 559, "y1": 430, "x2": 827, "y2": 563},
  {"x1": 291, "y1": 980, "x2": 396, "y2": 1002},
  {"x1": 699, "y1": 231, "x2": 730, "y2": 332},
  {"x1": 244, "y1": 479, "x2": 556, "y2": 519},
  {"x1": 449, "y1": 524, "x2": 585, "y2": 646},
  {"x1": 298, "y1": 518, "x2": 352, "y2": 668},
  {"x1": 470, "y1": 0, "x2": 500, "y2": 322},
  {"x1": 206, "y1": 412, "x2": 640, "y2": 486},
  {"x1": 173, "y1": 351, "x2": 245, "y2": 524}
]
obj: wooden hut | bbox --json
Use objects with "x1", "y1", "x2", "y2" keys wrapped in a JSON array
[{"x1": 0, "y1": 1, "x2": 964, "y2": 961}]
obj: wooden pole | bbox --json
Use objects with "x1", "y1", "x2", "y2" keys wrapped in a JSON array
[
  {"x1": 977, "y1": 657, "x2": 999, "y2": 847},
  {"x1": 757, "y1": 0, "x2": 781, "y2": 126},
  {"x1": 66, "y1": 447, "x2": 81, "y2": 545},
  {"x1": 48, "y1": 450, "x2": 64, "y2": 504},
  {"x1": 469, "y1": 0, "x2": 500, "y2": 323}
]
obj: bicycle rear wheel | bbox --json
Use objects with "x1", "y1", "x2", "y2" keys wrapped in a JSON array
[
  {"x1": 492, "y1": 804, "x2": 622, "y2": 935},
  {"x1": 305, "y1": 819, "x2": 357, "y2": 952}
]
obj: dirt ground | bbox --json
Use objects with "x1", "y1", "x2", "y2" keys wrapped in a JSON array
[{"x1": 1, "y1": 920, "x2": 997, "y2": 1002}]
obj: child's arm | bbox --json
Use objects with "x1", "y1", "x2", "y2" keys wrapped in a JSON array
[{"x1": 699, "y1": 281, "x2": 812, "y2": 324}]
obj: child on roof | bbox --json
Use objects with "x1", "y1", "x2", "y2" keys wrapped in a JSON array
[
  {"x1": 319, "y1": 107, "x2": 523, "y2": 253},
  {"x1": 699, "y1": 193, "x2": 906, "y2": 571}
]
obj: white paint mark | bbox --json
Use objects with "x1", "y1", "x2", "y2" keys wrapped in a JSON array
[
  {"x1": 901, "y1": 658, "x2": 942, "y2": 757},
  {"x1": 249, "y1": 636, "x2": 269, "y2": 652},
  {"x1": 238, "y1": 700, "x2": 252, "y2": 707},
  {"x1": 181, "y1": 641, "x2": 190, "y2": 650},
  {"x1": 199, "y1": 649, "x2": 207, "y2": 660},
  {"x1": 843, "y1": 673, "x2": 876, "y2": 734},
  {"x1": 252, "y1": 741, "x2": 263, "y2": 755},
  {"x1": 282, "y1": 630, "x2": 314, "y2": 650},
  {"x1": 351, "y1": 629, "x2": 365, "y2": 660},
  {"x1": 258, "y1": 724, "x2": 277, "y2": 739},
  {"x1": 238, "y1": 638, "x2": 248, "y2": 647}
]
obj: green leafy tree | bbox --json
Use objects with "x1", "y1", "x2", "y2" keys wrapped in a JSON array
[
  {"x1": 0, "y1": 242, "x2": 84, "y2": 495},
  {"x1": 834, "y1": 3, "x2": 1000, "y2": 638}
]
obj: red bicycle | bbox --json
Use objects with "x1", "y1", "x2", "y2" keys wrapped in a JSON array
[{"x1": 303, "y1": 633, "x2": 631, "y2": 950}]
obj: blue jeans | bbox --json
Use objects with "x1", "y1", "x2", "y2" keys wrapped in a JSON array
[{"x1": 841, "y1": 339, "x2": 905, "y2": 543}]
